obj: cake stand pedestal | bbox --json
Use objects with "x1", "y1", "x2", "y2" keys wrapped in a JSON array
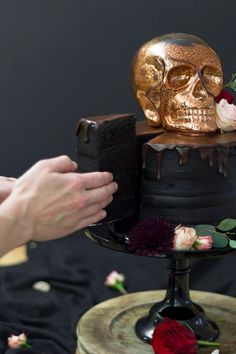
[
  {"x1": 77, "y1": 222, "x2": 236, "y2": 353},
  {"x1": 136, "y1": 257, "x2": 218, "y2": 343}
]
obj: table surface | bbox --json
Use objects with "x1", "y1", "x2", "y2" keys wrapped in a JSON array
[{"x1": 77, "y1": 290, "x2": 236, "y2": 354}]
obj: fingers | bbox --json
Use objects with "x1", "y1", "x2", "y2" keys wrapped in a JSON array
[
  {"x1": 37, "y1": 155, "x2": 78, "y2": 173},
  {"x1": 83, "y1": 181, "x2": 118, "y2": 207},
  {"x1": 76, "y1": 209, "x2": 107, "y2": 230},
  {"x1": 79, "y1": 171, "x2": 114, "y2": 189},
  {"x1": 77, "y1": 195, "x2": 113, "y2": 220},
  {"x1": 57, "y1": 196, "x2": 113, "y2": 228}
]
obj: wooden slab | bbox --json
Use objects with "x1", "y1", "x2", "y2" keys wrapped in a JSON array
[
  {"x1": 0, "y1": 245, "x2": 28, "y2": 266},
  {"x1": 76, "y1": 290, "x2": 236, "y2": 354}
]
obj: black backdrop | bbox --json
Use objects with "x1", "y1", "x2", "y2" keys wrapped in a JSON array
[{"x1": 0, "y1": 1, "x2": 236, "y2": 354}]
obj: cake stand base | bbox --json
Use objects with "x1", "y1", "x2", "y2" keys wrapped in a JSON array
[{"x1": 76, "y1": 290, "x2": 236, "y2": 354}]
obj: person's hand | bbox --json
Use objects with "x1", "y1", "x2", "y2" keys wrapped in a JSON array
[
  {"x1": 1, "y1": 155, "x2": 118, "y2": 243},
  {"x1": 0, "y1": 176, "x2": 16, "y2": 203}
]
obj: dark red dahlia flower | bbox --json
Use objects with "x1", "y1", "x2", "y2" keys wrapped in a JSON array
[
  {"x1": 215, "y1": 90, "x2": 234, "y2": 104},
  {"x1": 128, "y1": 217, "x2": 175, "y2": 256}
]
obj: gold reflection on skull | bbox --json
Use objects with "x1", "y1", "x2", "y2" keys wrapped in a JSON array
[{"x1": 131, "y1": 33, "x2": 223, "y2": 135}]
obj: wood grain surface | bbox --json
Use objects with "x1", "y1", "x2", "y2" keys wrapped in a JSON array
[{"x1": 0, "y1": 245, "x2": 28, "y2": 266}]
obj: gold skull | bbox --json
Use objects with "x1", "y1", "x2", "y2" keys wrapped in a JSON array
[{"x1": 131, "y1": 33, "x2": 223, "y2": 135}]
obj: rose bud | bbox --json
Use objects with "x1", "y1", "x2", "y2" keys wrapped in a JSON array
[
  {"x1": 105, "y1": 270, "x2": 125, "y2": 286},
  {"x1": 8, "y1": 333, "x2": 27, "y2": 349},
  {"x1": 193, "y1": 236, "x2": 213, "y2": 250},
  {"x1": 216, "y1": 99, "x2": 236, "y2": 131},
  {"x1": 174, "y1": 226, "x2": 197, "y2": 251},
  {"x1": 105, "y1": 270, "x2": 127, "y2": 294},
  {"x1": 215, "y1": 90, "x2": 234, "y2": 104}
]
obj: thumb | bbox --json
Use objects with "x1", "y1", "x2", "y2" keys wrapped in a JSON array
[{"x1": 44, "y1": 155, "x2": 78, "y2": 173}]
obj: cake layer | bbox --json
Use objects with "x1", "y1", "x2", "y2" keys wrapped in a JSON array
[{"x1": 77, "y1": 143, "x2": 137, "y2": 176}]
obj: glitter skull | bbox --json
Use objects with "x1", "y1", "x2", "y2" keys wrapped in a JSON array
[{"x1": 131, "y1": 33, "x2": 223, "y2": 135}]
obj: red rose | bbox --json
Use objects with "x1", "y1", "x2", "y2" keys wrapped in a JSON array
[
  {"x1": 215, "y1": 90, "x2": 234, "y2": 104},
  {"x1": 151, "y1": 318, "x2": 197, "y2": 354}
]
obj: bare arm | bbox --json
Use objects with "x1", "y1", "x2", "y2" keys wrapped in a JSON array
[{"x1": 0, "y1": 155, "x2": 117, "y2": 257}]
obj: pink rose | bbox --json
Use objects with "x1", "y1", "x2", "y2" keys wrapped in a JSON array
[
  {"x1": 216, "y1": 99, "x2": 236, "y2": 131},
  {"x1": 105, "y1": 270, "x2": 125, "y2": 286},
  {"x1": 194, "y1": 236, "x2": 213, "y2": 250},
  {"x1": 104, "y1": 270, "x2": 127, "y2": 294},
  {"x1": 174, "y1": 226, "x2": 197, "y2": 250},
  {"x1": 8, "y1": 333, "x2": 27, "y2": 349}
]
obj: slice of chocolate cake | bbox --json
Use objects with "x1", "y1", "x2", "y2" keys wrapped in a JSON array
[{"x1": 76, "y1": 113, "x2": 138, "y2": 222}]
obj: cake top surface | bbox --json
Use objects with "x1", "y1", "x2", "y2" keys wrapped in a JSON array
[
  {"x1": 135, "y1": 119, "x2": 163, "y2": 137},
  {"x1": 76, "y1": 113, "x2": 135, "y2": 136},
  {"x1": 146, "y1": 130, "x2": 236, "y2": 150}
]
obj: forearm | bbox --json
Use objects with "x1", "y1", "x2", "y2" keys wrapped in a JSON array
[{"x1": 0, "y1": 194, "x2": 33, "y2": 257}]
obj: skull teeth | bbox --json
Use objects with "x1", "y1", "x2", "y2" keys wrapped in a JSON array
[
  {"x1": 182, "y1": 108, "x2": 215, "y2": 116},
  {"x1": 176, "y1": 108, "x2": 215, "y2": 123}
]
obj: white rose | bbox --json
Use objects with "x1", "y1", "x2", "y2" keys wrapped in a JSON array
[
  {"x1": 174, "y1": 226, "x2": 197, "y2": 251},
  {"x1": 216, "y1": 99, "x2": 236, "y2": 131}
]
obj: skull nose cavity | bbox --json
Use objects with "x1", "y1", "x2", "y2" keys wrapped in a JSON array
[{"x1": 192, "y1": 79, "x2": 209, "y2": 99}]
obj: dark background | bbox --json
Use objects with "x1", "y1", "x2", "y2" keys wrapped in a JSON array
[
  {"x1": 0, "y1": 1, "x2": 236, "y2": 353},
  {"x1": 0, "y1": 0, "x2": 235, "y2": 176}
]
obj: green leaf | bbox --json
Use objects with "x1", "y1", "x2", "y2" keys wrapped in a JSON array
[
  {"x1": 217, "y1": 219, "x2": 236, "y2": 231},
  {"x1": 225, "y1": 72, "x2": 236, "y2": 91},
  {"x1": 211, "y1": 231, "x2": 229, "y2": 248},
  {"x1": 229, "y1": 240, "x2": 236, "y2": 249},
  {"x1": 229, "y1": 81, "x2": 236, "y2": 91},
  {"x1": 194, "y1": 224, "x2": 215, "y2": 236},
  {"x1": 194, "y1": 224, "x2": 228, "y2": 248}
]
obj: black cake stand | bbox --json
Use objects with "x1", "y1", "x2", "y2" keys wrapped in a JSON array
[{"x1": 84, "y1": 219, "x2": 235, "y2": 344}]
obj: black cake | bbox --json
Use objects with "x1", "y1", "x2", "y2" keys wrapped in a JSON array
[
  {"x1": 76, "y1": 116, "x2": 236, "y2": 227},
  {"x1": 140, "y1": 130, "x2": 236, "y2": 225}
]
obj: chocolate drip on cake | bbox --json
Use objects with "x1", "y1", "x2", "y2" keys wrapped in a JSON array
[
  {"x1": 76, "y1": 120, "x2": 94, "y2": 144},
  {"x1": 199, "y1": 148, "x2": 214, "y2": 167},
  {"x1": 176, "y1": 147, "x2": 190, "y2": 166},
  {"x1": 155, "y1": 152, "x2": 163, "y2": 180},
  {"x1": 216, "y1": 146, "x2": 229, "y2": 178},
  {"x1": 142, "y1": 132, "x2": 236, "y2": 179}
]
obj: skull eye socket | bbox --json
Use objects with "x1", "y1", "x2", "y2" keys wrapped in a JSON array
[
  {"x1": 167, "y1": 65, "x2": 195, "y2": 88},
  {"x1": 201, "y1": 66, "x2": 223, "y2": 97}
]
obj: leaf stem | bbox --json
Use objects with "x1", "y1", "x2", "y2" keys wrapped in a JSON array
[
  {"x1": 113, "y1": 282, "x2": 127, "y2": 294},
  {"x1": 197, "y1": 340, "x2": 220, "y2": 347},
  {"x1": 22, "y1": 343, "x2": 32, "y2": 349}
]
